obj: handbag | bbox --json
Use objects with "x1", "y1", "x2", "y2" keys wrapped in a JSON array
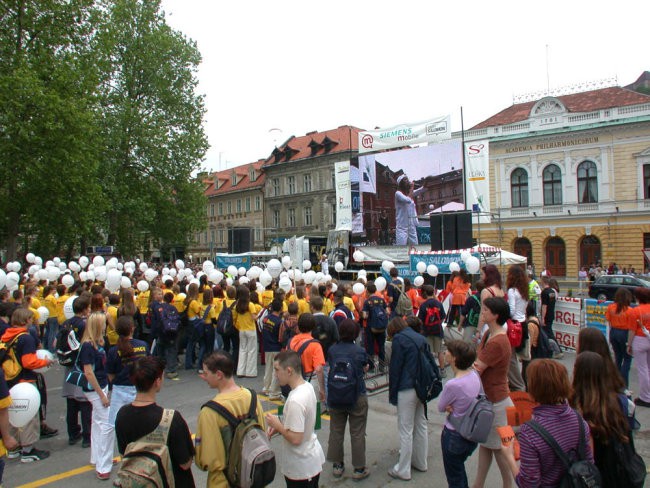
[
  {"x1": 193, "y1": 305, "x2": 212, "y2": 339},
  {"x1": 65, "y1": 348, "x2": 93, "y2": 392}
]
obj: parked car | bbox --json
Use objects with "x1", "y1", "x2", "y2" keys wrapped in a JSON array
[{"x1": 588, "y1": 274, "x2": 650, "y2": 301}]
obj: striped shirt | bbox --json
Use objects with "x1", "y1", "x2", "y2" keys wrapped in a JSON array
[{"x1": 516, "y1": 403, "x2": 593, "y2": 488}]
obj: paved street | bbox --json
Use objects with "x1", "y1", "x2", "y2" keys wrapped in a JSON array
[{"x1": 6, "y1": 350, "x2": 650, "y2": 487}]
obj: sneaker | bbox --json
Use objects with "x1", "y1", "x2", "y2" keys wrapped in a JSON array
[
  {"x1": 69, "y1": 433, "x2": 82, "y2": 445},
  {"x1": 388, "y1": 467, "x2": 411, "y2": 481},
  {"x1": 197, "y1": 369, "x2": 204, "y2": 375},
  {"x1": 40, "y1": 424, "x2": 58, "y2": 439},
  {"x1": 352, "y1": 467, "x2": 370, "y2": 480},
  {"x1": 552, "y1": 352, "x2": 564, "y2": 360},
  {"x1": 21, "y1": 448, "x2": 50, "y2": 463},
  {"x1": 268, "y1": 395, "x2": 284, "y2": 402},
  {"x1": 97, "y1": 472, "x2": 111, "y2": 481},
  {"x1": 333, "y1": 463, "x2": 345, "y2": 478},
  {"x1": 82, "y1": 439, "x2": 91, "y2": 448},
  {"x1": 7, "y1": 448, "x2": 21, "y2": 460},
  {"x1": 165, "y1": 372, "x2": 179, "y2": 380},
  {"x1": 634, "y1": 397, "x2": 650, "y2": 408}
]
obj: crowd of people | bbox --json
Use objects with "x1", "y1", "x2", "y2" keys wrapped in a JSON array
[{"x1": 0, "y1": 257, "x2": 648, "y2": 487}]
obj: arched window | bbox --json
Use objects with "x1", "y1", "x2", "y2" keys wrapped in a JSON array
[
  {"x1": 514, "y1": 237, "x2": 532, "y2": 263},
  {"x1": 543, "y1": 164, "x2": 562, "y2": 206},
  {"x1": 579, "y1": 236, "x2": 601, "y2": 269},
  {"x1": 511, "y1": 168, "x2": 529, "y2": 208},
  {"x1": 577, "y1": 161, "x2": 598, "y2": 203}
]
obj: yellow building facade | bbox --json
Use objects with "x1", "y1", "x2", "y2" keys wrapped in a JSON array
[{"x1": 465, "y1": 86, "x2": 650, "y2": 277}]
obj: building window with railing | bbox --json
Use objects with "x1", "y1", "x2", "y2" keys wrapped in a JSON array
[
  {"x1": 288, "y1": 208, "x2": 296, "y2": 227},
  {"x1": 304, "y1": 206, "x2": 312, "y2": 226},
  {"x1": 245, "y1": 197, "x2": 251, "y2": 212},
  {"x1": 273, "y1": 210, "x2": 280, "y2": 228},
  {"x1": 272, "y1": 178, "x2": 280, "y2": 196},
  {"x1": 287, "y1": 176, "x2": 296, "y2": 195},
  {"x1": 227, "y1": 201, "x2": 232, "y2": 214},
  {"x1": 644, "y1": 164, "x2": 650, "y2": 199},
  {"x1": 511, "y1": 168, "x2": 529, "y2": 207},
  {"x1": 218, "y1": 230, "x2": 224, "y2": 243},
  {"x1": 218, "y1": 202, "x2": 223, "y2": 215},
  {"x1": 543, "y1": 164, "x2": 562, "y2": 206},
  {"x1": 210, "y1": 203, "x2": 215, "y2": 217},
  {"x1": 577, "y1": 160, "x2": 598, "y2": 203},
  {"x1": 255, "y1": 228, "x2": 261, "y2": 243},
  {"x1": 304, "y1": 174, "x2": 312, "y2": 192},
  {"x1": 255, "y1": 195, "x2": 261, "y2": 211},
  {"x1": 236, "y1": 199, "x2": 242, "y2": 212}
]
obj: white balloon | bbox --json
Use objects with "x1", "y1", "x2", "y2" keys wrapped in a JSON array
[
  {"x1": 79, "y1": 271, "x2": 87, "y2": 281},
  {"x1": 202, "y1": 260, "x2": 215, "y2": 273},
  {"x1": 247, "y1": 266, "x2": 261, "y2": 280},
  {"x1": 358, "y1": 269, "x2": 367, "y2": 277},
  {"x1": 460, "y1": 251, "x2": 471, "y2": 263},
  {"x1": 375, "y1": 277, "x2": 387, "y2": 292},
  {"x1": 86, "y1": 271, "x2": 95, "y2": 281},
  {"x1": 278, "y1": 277, "x2": 292, "y2": 293},
  {"x1": 427, "y1": 264, "x2": 439, "y2": 277},
  {"x1": 416, "y1": 261, "x2": 427, "y2": 273},
  {"x1": 334, "y1": 261, "x2": 344, "y2": 272},
  {"x1": 88, "y1": 264, "x2": 94, "y2": 271},
  {"x1": 227, "y1": 265, "x2": 238, "y2": 276},
  {"x1": 238, "y1": 267, "x2": 246, "y2": 276},
  {"x1": 144, "y1": 268, "x2": 158, "y2": 282},
  {"x1": 92, "y1": 255, "x2": 105, "y2": 267},
  {"x1": 449, "y1": 262, "x2": 461, "y2": 273},
  {"x1": 36, "y1": 306, "x2": 49, "y2": 324},
  {"x1": 139, "y1": 262, "x2": 148, "y2": 272},
  {"x1": 266, "y1": 259, "x2": 282, "y2": 278},
  {"x1": 117, "y1": 263, "x2": 124, "y2": 271},
  {"x1": 168, "y1": 268, "x2": 177, "y2": 279},
  {"x1": 78, "y1": 256, "x2": 89, "y2": 269},
  {"x1": 11, "y1": 262, "x2": 21, "y2": 273},
  {"x1": 302, "y1": 260, "x2": 312, "y2": 271},
  {"x1": 6, "y1": 272, "x2": 19, "y2": 289},
  {"x1": 121, "y1": 276, "x2": 132, "y2": 289},
  {"x1": 26, "y1": 253, "x2": 35, "y2": 264},
  {"x1": 61, "y1": 274, "x2": 74, "y2": 288},
  {"x1": 293, "y1": 270, "x2": 302, "y2": 281},
  {"x1": 34, "y1": 256, "x2": 43, "y2": 266},
  {"x1": 304, "y1": 270, "x2": 316, "y2": 285},
  {"x1": 381, "y1": 260, "x2": 395, "y2": 273},
  {"x1": 0, "y1": 269, "x2": 5, "y2": 289},
  {"x1": 256, "y1": 282, "x2": 265, "y2": 294},
  {"x1": 95, "y1": 266, "x2": 107, "y2": 282},
  {"x1": 281, "y1": 256, "x2": 292, "y2": 269},
  {"x1": 352, "y1": 282, "x2": 366, "y2": 295},
  {"x1": 68, "y1": 261, "x2": 81, "y2": 273},
  {"x1": 226, "y1": 278, "x2": 234, "y2": 287},
  {"x1": 466, "y1": 256, "x2": 481, "y2": 274},
  {"x1": 162, "y1": 267, "x2": 170, "y2": 276},
  {"x1": 323, "y1": 274, "x2": 333, "y2": 283},
  {"x1": 33, "y1": 350, "x2": 54, "y2": 373},
  {"x1": 63, "y1": 296, "x2": 77, "y2": 320},
  {"x1": 137, "y1": 280, "x2": 149, "y2": 292},
  {"x1": 315, "y1": 272, "x2": 324, "y2": 282},
  {"x1": 175, "y1": 259, "x2": 185, "y2": 270},
  {"x1": 189, "y1": 278, "x2": 200, "y2": 287},
  {"x1": 107, "y1": 257, "x2": 119, "y2": 269},
  {"x1": 259, "y1": 270, "x2": 273, "y2": 287},
  {"x1": 47, "y1": 267, "x2": 60, "y2": 282},
  {"x1": 8, "y1": 383, "x2": 41, "y2": 428},
  {"x1": 239, "y1": 276, "x2": 249, "y2": 285},
  {"x1": 353, "y1": 250, "x2": 365, "y2": 262},
  {"x1": 330, "y1": 283, "x2": 338, "y2": 293},
  {"x1": 414, "y1": 276, "x2": 425, "y2": 287},
  {"x1": 53, "y1": 257, "x2": 61, "y2": 265}
]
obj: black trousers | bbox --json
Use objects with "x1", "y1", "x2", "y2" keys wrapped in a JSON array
[{"x1": 66, "y1": 398, "x2": 92, "y2": 442}]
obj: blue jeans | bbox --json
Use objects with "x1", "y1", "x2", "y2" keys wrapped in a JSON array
[
  {"x1": 610, "y1": 327, "x2": 632, "y2": 387},
  {"x1": 108, "y1": 385, "x2": 136, "y2": 425},
  {"x1": 441, "y1": 427, "x2": 477, "y2": 488},
  {"x1": 45, "y1": 318, "x2": 59, "y2": 352},
  {"x1": 184, "y1": 319, "x2": 201, "y2": 369}
]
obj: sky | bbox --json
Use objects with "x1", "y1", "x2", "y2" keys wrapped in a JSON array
[{"x1": 160, "y1": 0, "x2": 648, "y2": 173}]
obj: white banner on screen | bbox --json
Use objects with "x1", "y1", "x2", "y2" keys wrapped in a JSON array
[
  {"x1": 358, "y1": 156, "x2": 376, "y2": 194},
  {"x1": 335, "y1": 161, "x2": 352, "y2": 231},
  {"x1": 358, "y1": 115, "x2": 451, "y2": 154},
  {"x1": 464, "y1": 140, "x2": 491, "y2": 224}
]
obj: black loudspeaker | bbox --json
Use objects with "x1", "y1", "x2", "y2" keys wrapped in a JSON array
[
  {"x1": 442, "y1": 214, "x2": 457, "y2": 250},
  {"x1": 430, "y1": 215, "x2": 443, "y2": 251},
  {"x1": 429, "y1": 211, "x2": 473, "y2": 251},
  {"x1": 229, "y1": 228, "x2": 252, "y2": 254},
  {"x1": 456, "y1": 211, "x2": 473, "y2": 249}
]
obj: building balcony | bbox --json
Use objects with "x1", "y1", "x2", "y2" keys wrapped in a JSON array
[{"x1": 496, "y1": 199, "x2": 650, "y2": 220}]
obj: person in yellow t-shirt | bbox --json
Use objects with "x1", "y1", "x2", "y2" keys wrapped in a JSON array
[
  {"x1": 296, "y1": 286, "x2": 311, "y2": 317},
  {"x1": 136, "y1": 289, "x2": 150, "y2": 316},
  {"x1": 233, "y1": 287, "x2": 259, "y2": 378},
  {"x1": 106, "y1": 294, "x2": 120, "y2": 347},
  {"x1": 184, "y1": 283, "x2": 202, "y2": 370},
  {"x1": 196, "y1": 351, "x2": 265, "y2": 488},
  {"x1": 260, "y1": 287, "x2": 274, "y2": 308},
  {"x1": 55, "y1": 284, "x2": 70, "y2": 326},
  {"x1": 197, "y1": 288, "x2": 219, "y2": 371}
]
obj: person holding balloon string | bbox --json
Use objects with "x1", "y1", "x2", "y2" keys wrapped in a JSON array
[{"x1": 3, "y1": 307, "x2": 54, "y2": 462}]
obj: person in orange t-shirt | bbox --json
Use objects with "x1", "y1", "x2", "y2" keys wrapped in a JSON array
[
  {"x1": 448, "y1": 270, "x2": 471, "y2": 326},
  {"x1": 605, "y1": 288, "x2": 636, "y2": 387},
  {"x1": 630, "y1": 288, "x2": 650, "y2": 407}
]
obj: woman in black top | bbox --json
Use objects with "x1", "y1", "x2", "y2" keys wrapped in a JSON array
[{"x1": 115, "y1": 356, "x2": 195, "y2": 487}]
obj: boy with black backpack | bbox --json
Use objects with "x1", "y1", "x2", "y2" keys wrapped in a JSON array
[
  {"x1": 362, "y1": 282, "x2": 388, "y2": 370},
  {"x1": 417, "y1": 285, "x2": 447, "y2": 377},
  {"x1": 158, "y1": 292, "x2": 180, "y2": 380}
]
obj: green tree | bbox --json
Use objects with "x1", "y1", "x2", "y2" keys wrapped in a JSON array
[
  {"x1": 0, "y1": 0, "x2": 105, "y2": 260},
  {"x1": 93, "y1": 0, "x2": 208, "y2": 257}
]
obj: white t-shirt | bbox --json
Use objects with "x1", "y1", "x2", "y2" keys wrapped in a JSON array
[
  {"x1": 507, "y1": 288, "x2": 527, "y2": 322},
  {"x1": 280, "y1": 381, "x2": 325, "y2": 480}
]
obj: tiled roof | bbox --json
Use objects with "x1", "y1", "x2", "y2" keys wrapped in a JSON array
[
  {"x1": 204, "y1": 160, "x2": 266, "y2": 197},
  {"x1": 263, "y1": 125, "x2": 365, "y2": 166},
  {"x1": 471, "y1": 86, "x2": 650, "y2": 130}
]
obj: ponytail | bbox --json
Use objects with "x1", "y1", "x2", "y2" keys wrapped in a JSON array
[{"x1": 116, "y1": 315, "x2": 135, "y2": 357}]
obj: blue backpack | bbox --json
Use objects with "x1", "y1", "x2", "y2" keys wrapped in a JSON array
[
  {"x1": 368, "y1": 299, "x2": 388, "y2": 332},
  {"x1": 327, "y1": 351, "x2": 361, "y2": 408}
]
